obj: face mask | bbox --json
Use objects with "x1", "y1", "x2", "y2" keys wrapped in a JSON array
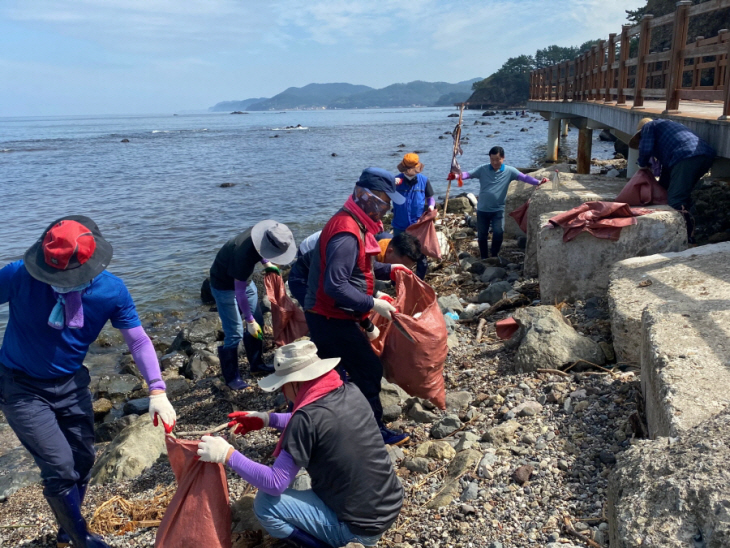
[
  {"x1": 404, "y1": 174, "x2": 416, "y2": 181},
  {"x1": 52, "y1": 282, "x2": 91, "y2": 294},
  {"x1": 353, "y1": 187, "x2": 390, "y2": 221}
]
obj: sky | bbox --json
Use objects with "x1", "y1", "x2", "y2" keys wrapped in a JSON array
[{"x1": 0, "y1": 0, "x2": 645, "y2": 117}]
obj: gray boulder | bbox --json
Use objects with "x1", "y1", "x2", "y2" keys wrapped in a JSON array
[
  {"x1": 95, "y1": 415, "x2": 139, "y2": 443},
  {"x1": 483, "y1": 420, "x2": 520, "y2": 446},
  {"x1": 438, "y1": 294, "x2": 464, "y2": 315},
  {"x1": 96, "y1": 375, "x2": 143, "y2": 402},
  {"x1": 431, "y1": 414, "x2": 462, "y2": 439},
  {"x1": 511, "y1": 306, "x2": 605, "y2": 373},
  {"x1": 90, "y1": 414, "x2": 166, "y2": 485},
  {"x1": 477, "y1": 281, "x2": 513, "y2": 304},
  {"x1": 445, "y1": 391, "x2": 472, "y2": 412},
  {"x1": 409, "y1": 402, "x2": 439, "y2": 423},
  {"x1": 443, "y1": 196, "x2": 473, "y2": 214},
  {"x1": 122, "y1": 397, "x2": 149, "y2": 416},
  {"x1": 480, "y1": 267, "x2": 507, "y2": 284},
  {"x1": 169, "y1": 314, "x2": 222, "y2": 355},
  {"x1": 0, "y1": 446, "x2": 41, "y2": 501}
]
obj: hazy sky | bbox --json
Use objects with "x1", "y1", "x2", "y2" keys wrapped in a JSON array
[{"x1": 0, "y1": 0, "x2": 644, "y2": 116}]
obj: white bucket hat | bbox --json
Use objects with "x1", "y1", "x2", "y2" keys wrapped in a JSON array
[
  {"x1": 258, "y1": 340, "x2": 340, "y2": 392},
  {"x1": 251, "y1": 220, "x2": 297, "y2": 265}
]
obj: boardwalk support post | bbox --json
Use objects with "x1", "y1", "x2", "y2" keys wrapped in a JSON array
[
  {"x1": 664, "y1": 1, "x2": 692, "y2": 113},
  {"x1": 577, "y1": 127, "x2": 593, "y2": 175},
  {"x1": 547, "y1": 117, "x2": 560, "y2": 161}
]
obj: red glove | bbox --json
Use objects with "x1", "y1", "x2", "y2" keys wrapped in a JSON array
[
  {"x1": 447, "y1": 172, "x2": 456, "y2": 181},
  {"x1": 539, "y1": 177, "x2": 549, "y2": 185},
  {"x1": 227, "y1": 411, "x2": 269, "y2": 435},
  {"x1": 390, "y1": 264, "x2": 413, "y2": 282}
]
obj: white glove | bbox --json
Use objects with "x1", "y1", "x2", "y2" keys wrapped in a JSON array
[
  {"x1": 372, "y1": 298, "x2": 396, "y2": 321},
  {"x1": 366, "y1": 323, "x2": 381, "y2": 341},
  {"x1": 197, "y1": 435, "x2": 233, "y2": 464},
  {"x1": 149, "y1": 393, "x2": 176, "y2": 433},
  {"x1": 246, "y1": 319, "x2": 262, "y2": 339}
]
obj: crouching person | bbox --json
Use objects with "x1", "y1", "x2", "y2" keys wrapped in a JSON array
[
  {"x1": 197, "y1": 341, "x2": 403, "y2": 548},
  {"x1": 0, "y1": 216, "x2": 176, "y2": 548}
]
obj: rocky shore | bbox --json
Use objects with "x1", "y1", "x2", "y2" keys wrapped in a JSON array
[{"x1": 0, "y1": 161, "x2": 649, "y2": 548}]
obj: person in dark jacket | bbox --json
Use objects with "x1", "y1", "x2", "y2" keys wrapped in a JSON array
[
  {"x1": 0, "y1": 216, "x2": 176, "y2": 548},
  {"x1": 303, "y1": 167, "x2": 412, "y2": 446},
  {"x1": 197, "y1": 340, "x2": 403, "y2": 548},
  {"x1": 629, "y1": 118, "x2": 716, "y2": 243},
  {"x1": 209, "y1": 220, "x2": 296, "y2": 389},
  {"x1": 393, "y1": 153, "x2": 434, "y2": 279}
]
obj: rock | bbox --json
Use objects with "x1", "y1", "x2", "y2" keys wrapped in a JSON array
[
  {"x1": 460, "y1": 482, "x2": 479, "y2": 501},
  {"x1": 90, "y1": 414, "x2": 166, "y2": 484},
  {"x1": 477, "y1": 280, "x2": 513, "y2": 304},
  {"x1": 511, "y1": 306, "x2": 606, "y2": 373},
  {"x1": 95, "y1": 415, "x2": 139, "y2": 443},
  {"x1": 431, "y1": 414, "x2": 462, "y2": 439},
  {"x1": 169, "y1": 314, "x2": 222, "y2": 354},
  {"x1": 460, "y1": 503, "x2": 476, "y2": 515},
  {"x1": 606, "y1": 168, "x2": 620, "y2": 177},
  {"x1": 483, "y1": 420, "x2": 520, "y2": 446},
  {"x1": 160, "y1": 351, "x2": 187, "y2": 371},
  {"x1": 480, "y1": 267, "x2": 507, "y2": 283},
  {"x1": 93, "y1": 398, "x2": 113, "y2": 420},
  {"x1": 122, "y1": 397, "x2": 149, "y2": 416},
  {"x1": 219, "y1": 182, "x2": 236, "y2": 188},
  {"x1": 0, "y1": 446, "x2": 42, "y2": 500},
  {"x1": 164, "y1": 377, "x2": 191, "y2": 398},
  {"x1": 96, "y1": 375, "x2": 143, "y2": 402},
  {"x1": 454, "y1": 432, "x2": 478, "y2": 451},
  {"x1": 382, "y1": 404, "x2": 403, "y2": 423},
  {"x1": 118, "y1": 354, "x2": 141, "y2": 378},
  {"x1": 512, "y1": 464, "x2": 534, "y2": 485},
  {"x1": 599, "y1": 449, "x2": 617, "y2": 466},
  {"x1": 512, "y1": 401, "x2": 543, "y2": 417},
  {"x1": 438, "y1": 294, "x2": 464, "y2": 315},
  {"x1": 445, "y1": 391, "x2": 472, "y2": 412},
  {"x1": 425, "y1": 441, "x2": 456, "y2": 461},
  {"x1": 468, "y1": 262, "x2": 486, "y2": 275},
  {"x1": 120, "y1": 138, "x2": 129, "y2": 143},
  {"x1": 573, "y1": 400, "x2": 589, "y2": 413},
  {"x1": 231, "y1": 494, "x2": 265, "y2": 533},
  {"x1": 380, "y1": 379, "x2": 408, "y2": 408},
  {"x1": 408, "y1": 402, "x2": 439, "y2": 423},
  {"x1": 426, "y1": 450, "x2": 482, "y2": 509},
  {"x1": 447, "y1": 332, "x2": 459, "y2": 349},
  {"x1": 599, "y1": 341, "x2": 615, "y2": 361},
  {"x1": 405, "y1": 457, "x2": 431, "y2": 474},
  {"x1": 181, "y1": 351, "x2": 212, "y2": 380},
  {"x1": 200, "y1": 277, "x2": 215, "y2": 305},
  {"x1": 443, "y1": 196, "x2": 473, "y2": 214},
  {"x1": 599, "y1": 129, "x2": 617, "y2": 141}
]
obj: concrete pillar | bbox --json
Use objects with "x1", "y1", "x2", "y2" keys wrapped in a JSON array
[
  {"x1": 547, "y1": 118, "x2": 560, "y2": 161},
  {"x1": 627, "y1": 146, "x2": 639, "y2": 178},
  {"x1": 577, "y1": 127, "x2": 593, "y2": 174},
  {"x1": 561, "y1": 119, "x2": 569, "y2": 136}
]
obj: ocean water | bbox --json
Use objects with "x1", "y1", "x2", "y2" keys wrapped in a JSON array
[{"x1": 0, "y1": 108, "x2": 615, "y2": 335}]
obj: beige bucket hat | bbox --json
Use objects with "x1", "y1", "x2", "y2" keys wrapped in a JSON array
[
  {"x1": 258, "y1": 340, "x2": 340, "y2": 392},
  {"x1": 629, "y1": 118, "x2": 654, "y2": 149}
]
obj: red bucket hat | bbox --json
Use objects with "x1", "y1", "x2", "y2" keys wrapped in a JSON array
[{"x1": 24, "y1": 215, "x2": 113, "y2": 286}]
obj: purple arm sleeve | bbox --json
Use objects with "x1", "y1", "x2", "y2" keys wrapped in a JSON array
[
  {"x1": 517, "y1": 172, "x2": 541, "y2": 186},
  {"x1": 268, "y1": 412, "x2": 291, "y2": 430},
  {"x1": 462, "y1": 172, "x2": 471, "y2": 180},
  {"x1": 227, "y1": 449, "x2": 300, "y2": 496},
  {"x1": 373, "y1": 261, "x2": 392, "y2": 281},
  {"x1": 323, "y1": 233, "x2": 374, "y2": 313},
  {"x1": 427, "y1": 196, "x2": 436, "y2": 208},
  {"x1": 120, "y1": 327, "x2": 166, "y2": 392},
  {"x1": 234, "y1": 279, "x2": 254, "y2": 323}
]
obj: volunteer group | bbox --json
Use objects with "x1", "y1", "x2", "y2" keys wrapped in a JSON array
[{"x1": 0, "y1": 115, "x2": 716, "y2": 548}]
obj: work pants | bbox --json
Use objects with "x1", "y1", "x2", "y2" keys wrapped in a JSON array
[
  {"x1": 0, "y1": 363, "x2": 95, "y2": 497},
  {"x1": 660, "y1": 154, "x2": 715, "y2": 211},
  {"x1": 477, "y1": 209, "x2": 505, "y2": 259}
]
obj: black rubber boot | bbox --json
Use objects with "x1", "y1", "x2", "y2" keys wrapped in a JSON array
[
  {"x1": 217, "y1": 345, "x2": 248, "y2": 389},
  {"x1": 284, "y1": 527, "x2": 333, "y2": 548},
  {"x1": 46, "y1": 485, "x2": 111, "y2": 548},
  {"x1": 56, "y1": 482, "x2": 88, "y2": 547}
]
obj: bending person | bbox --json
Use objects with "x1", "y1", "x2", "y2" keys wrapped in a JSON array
[
  {"x1": 197, "y1": 341, "x2": 403, "y2": 548},
  {"x1": 0, "y1": 216, "x2": 176, "y2": 548},
  {"x1": 303, "y1": 167, "x2": 412, "y2": 446},
  {"x1": 448, "y1": 146, "x2": 547, "y2": 259},
  {"x1": 209, "y1": 220, "x2": 296, "y2": 389}
]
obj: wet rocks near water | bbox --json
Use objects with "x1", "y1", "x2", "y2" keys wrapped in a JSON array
[{"x1": 219, "y1": 182, "x2": 236, "y2": 188}]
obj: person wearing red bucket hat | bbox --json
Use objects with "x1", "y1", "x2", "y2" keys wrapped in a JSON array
[{"x1": 0, "y1": 215, "x2": 176, "y2": 548}]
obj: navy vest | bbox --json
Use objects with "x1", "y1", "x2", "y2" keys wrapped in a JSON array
[{"x1": 392, "y1": 173, "x2": 428, "y2": 231}]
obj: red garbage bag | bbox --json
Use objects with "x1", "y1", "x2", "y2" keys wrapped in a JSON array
[
  {"x1": 615, "y1": 169, "x2": 668, "y2": 206},
  {"x1": 406, "y1": 209, "x2": 442, "y2": 259},
  {"x1": 373, "y1": 270, "x2": 448, "y2": 409},
  {"x1": 264, "y1": 272, "x2": 309, "y2": 347},
  {"x1": 495, "y1": 317, "x2": 520, "y2": 340},
  {"x1": 508, "y1": 200, "x2": 530, "y2": 234},
  {"x1": 155, "y1": 437, "x2": 231, "y2": 548}
]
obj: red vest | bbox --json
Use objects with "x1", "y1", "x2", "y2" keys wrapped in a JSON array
[{"x1": 311, "y1": 210, "x2": 374, "y2": 320}]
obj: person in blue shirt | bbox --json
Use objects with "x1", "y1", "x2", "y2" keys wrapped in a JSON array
[
  {"x1": 449, "y1": 146, "x2": 548, "y2": 259},
  {"x1": 629, "y1": 118, "x2": 716, "y2": 243},
  {"x1": 0, "y1": 216, "x2": 176, "y2": 548},
  {"x1": 392, "y1": 153, "x2": 434, "y2": 279}
]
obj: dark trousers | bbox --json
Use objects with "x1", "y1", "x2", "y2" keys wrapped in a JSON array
[
  {"x1": 392, "y1": 228, "x2": 428, "y2": 280},
  {"x1": 0, "y1": 364, "x2": 95, "y2": 497},
  {"x1": 288, "y1": 274, "x2": 308, "y2": 306},
  {"x1": 477, "y1": 209, "x2": 505, "y2": 259},
  {"x1": 659, "y1": 154, "x2": 715, "y2": 211},
  {"x1": 305, "y1": 312, "x2": 383, "y2": 422}
]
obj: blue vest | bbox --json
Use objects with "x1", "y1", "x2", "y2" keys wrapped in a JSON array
[{"x1": 392, "y1": 173, "x2": 428, "y2": 231}]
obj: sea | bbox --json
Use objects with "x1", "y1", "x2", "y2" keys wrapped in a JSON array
[{"x1": 0, "y1": 107, "x2": 615, "y2": 365}]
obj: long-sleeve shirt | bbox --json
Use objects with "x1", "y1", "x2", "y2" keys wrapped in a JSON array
[
  {"x1": 637, "y1": 119, "x2": 715, "y2": 169},
  {"x1": 462, "y1": 165, "x2": 540, "y2": 213}
]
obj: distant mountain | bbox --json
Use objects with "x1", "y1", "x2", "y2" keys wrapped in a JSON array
[
  {"x1": 246, "y1": 83, "x2": 374, "y2": 111},
  {"x1": 328, "y1": 79, "x2": 482, "y2": 109},
  {"x1": 209, "y1": 98, "x2": 268, "y2": 112}
]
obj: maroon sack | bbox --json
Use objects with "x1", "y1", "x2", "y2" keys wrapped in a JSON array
[
  {"x1": 264, "y1": 272, "x2": 309, "y2": 347},
  {"x1": 406, "y1": 209, "x2": 442, "y2": 259}
]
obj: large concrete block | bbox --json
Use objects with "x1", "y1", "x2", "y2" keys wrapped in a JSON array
[
  {"x1": 608, "y1": 242, "x2": 730, "y2": 365},
  {"x1": 523, "y1": 174, "x2": 629, "y2": 277},
  {"x1": 536, "y1": 207, "x2": 686, "y2": 304},
  {"x1": 641, "y1": 302, "x2": 730, "y2": 438}
]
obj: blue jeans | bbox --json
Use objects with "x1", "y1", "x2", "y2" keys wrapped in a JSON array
[
  {"x1": 254, "y1": 489, "x2": 381, "y2": 547},
  {"x1": 476, "y1": 209, "x2": 505, "y2": 259},
  {"x1": 210, "y1": 282, "x2": 264, "y2": 368},
  {"x1": 0, "y1": 364, "x2": 95, "y2": 497}
]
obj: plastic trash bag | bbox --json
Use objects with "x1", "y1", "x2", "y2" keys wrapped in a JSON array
[
  {"x1": 406, "y1": 209, "x2": 442, "y2": 259},
  {"x1": 264, "y1": 272, "x2": 309, "y2": 347},
  {"x1": 155, "y1": 437, "x2": 231, "y2": 548},
  {"x1": 615, "y1": 169, "x2": 668, "y2": 206}
]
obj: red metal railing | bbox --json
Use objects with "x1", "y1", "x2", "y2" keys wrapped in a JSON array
[{"x1": 529, "y1": 0, "x2": 730, "y2": 119}]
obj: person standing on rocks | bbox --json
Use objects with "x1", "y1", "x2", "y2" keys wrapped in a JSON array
[
  {"x1": 392, "y1": 152, "x2": 434, "y2": 279},
  {"x1": 0, "y1": 215, "x2": 177, "y2": 548},
  {"x1": 629, "y1": 118, "x2": 716, "y2": 243},
  {"x1": 197, "y1": 340, "x2": 403, "y2": 548},
  {"x1": 209, "y1": 220, "x2": 296, "y2": 389},
  {"x1": 448, "y1": 146, "x2": 548, "y2": 259},
  {"x1": 303, "y1": 167, "x2": 412, "y2": 446}
]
